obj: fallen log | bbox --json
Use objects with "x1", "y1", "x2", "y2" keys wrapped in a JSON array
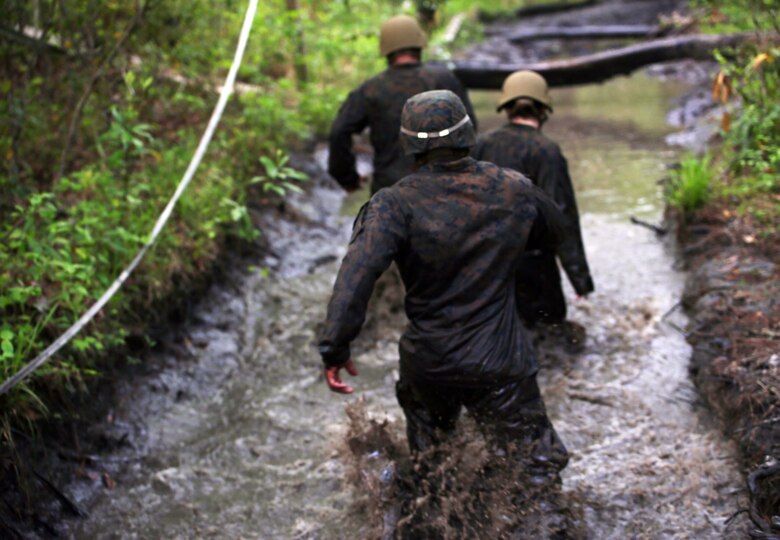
[
  {"x1": 452, "y1": 33, "x2": 752, "y2": 89},
  {"x1": 507, "y1": 24, "x2": 664, "y2": 43},
  {"x1": 480, "y1": 0, "x2": 598, "y2": 22}
]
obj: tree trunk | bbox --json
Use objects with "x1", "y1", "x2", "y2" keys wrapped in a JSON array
[{"x1": 453, "y1": 33, "x2": 752, "y2": 89}]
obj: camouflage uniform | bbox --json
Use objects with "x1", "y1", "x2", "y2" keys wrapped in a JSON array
[
  {"x1": 328, "y1": 63, "x2": 477, "y2": 193},
  {"x1": 473, "y1": 124, "x2": 594, "y2": 324},
  {"x1": 319, "y1": 154, "x2": 569, "y2": 469}
]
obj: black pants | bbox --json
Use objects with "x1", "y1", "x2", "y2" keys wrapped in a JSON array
[{"x1": 395, "y1": 372, "x2": 568, "y2": 473}]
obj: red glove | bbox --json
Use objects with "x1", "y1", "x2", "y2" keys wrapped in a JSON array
[{"x1": 324, "y1": 359, "x2": 359, "y2": 394}]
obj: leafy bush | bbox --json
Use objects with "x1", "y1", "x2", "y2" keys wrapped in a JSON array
[
  {"x1": 714, "y1": 47, "x2": 780, "y2": 190},
  {"x1": 0, "y1": 140, "x2": 253, "y2": 409},
  {"x1": 695, "y1": 1, "x2": 780, "y2": 234},
  {"x1": 693, "y1": 0, "x2": 780, "y2": 35}
]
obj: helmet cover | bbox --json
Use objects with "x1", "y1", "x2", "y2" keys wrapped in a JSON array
[{"x1": 400, "y1": 89, "x2": 476, "y2": 156}]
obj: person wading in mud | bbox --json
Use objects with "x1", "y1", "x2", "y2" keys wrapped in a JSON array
[
  {"x1": 327, "y1": 14, "x2": 477, "y2": 195},
  {"x1": 319, "y1": 90, "x2": 570, "y2": 528},
  {"x1": 473, "y1": 70, "x2": 594, "y2": 352}
]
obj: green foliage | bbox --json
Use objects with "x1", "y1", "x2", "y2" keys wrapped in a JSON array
[
  {"x1": 692, "y1": 0, "x2": 780, "y2": 34},
  {"x1": 0, "y1": 130, "x2": 271, "y2": 412},
  {"x1": 693, "y1": 0, "x2": 780, "y2": 235},
  {"x1": 714, "y1": 46, "x2": 780, "y2": 187},
  {"x1": 667, "y1": 154, "x2": 715, "y2": 213},
  {"x1": 250, "y1": 150, "x2": 309, "y2": 197},
  {"x1": 725, "y1": 99, "x2": 780, "y2": 190},
  {"x1": 0, "y1": 0, "x2": 495, "y2": 420}
]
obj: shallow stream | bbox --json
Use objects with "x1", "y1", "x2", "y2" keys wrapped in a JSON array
[{"x1": 69, "y1": 73, "x2": 748, "y2": 539}]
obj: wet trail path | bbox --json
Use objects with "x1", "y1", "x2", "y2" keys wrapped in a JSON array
[{"x1": 67, "y1": 72, "x2": 749, "y2": 538}]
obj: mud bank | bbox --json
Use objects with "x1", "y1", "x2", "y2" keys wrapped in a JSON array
[
  {"x1": 676, "y1": 209, "x2": 780, "y2": 537},
  {"x1": 653, "y1": 28, "x2": 780, "y2": 536}
]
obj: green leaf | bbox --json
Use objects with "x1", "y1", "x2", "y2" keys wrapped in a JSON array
[
  {"x1": 230, "y1": 205, "x2": 246, "y2": 221},
  {"x1": 0, "y1": 328, "x2": 14, "y2": 359},
  {"x1": 283, "y1": 168, "x2": 309, "y2": 181},
  {"x1": 259, "y1": 156, "x2": 278, "y2": 178},
  {"x1": 282, "y1": 182, "x2": 304, "y2": 194}
]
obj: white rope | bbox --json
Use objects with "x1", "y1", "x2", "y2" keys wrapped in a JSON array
[{"x1": 0, "y1": 0, "x2": 260, "y2": 397}]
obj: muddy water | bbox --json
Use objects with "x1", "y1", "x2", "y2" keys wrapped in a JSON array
[{"x1": 70, "y1": 73, "x2": 747, "y2": 539}]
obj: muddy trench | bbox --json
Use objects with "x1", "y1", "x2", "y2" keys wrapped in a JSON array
[
  {"x1": 53, "y1": 80, "x2": 749, "y2": 539},
  {"x1": 7, "y1": 2, "x2": 757, "y2": 539}
]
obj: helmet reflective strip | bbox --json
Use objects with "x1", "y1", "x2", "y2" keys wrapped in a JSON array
[{"x1": 400, "y1": 115, "x2": 471, "y2": 139}]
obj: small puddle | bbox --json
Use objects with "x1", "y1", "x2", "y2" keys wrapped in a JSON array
[{"x1": 70, "y1": 73, "x2": 747, "y2": 539}]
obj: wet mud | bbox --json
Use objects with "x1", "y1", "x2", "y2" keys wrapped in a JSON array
[{"x1": 676, "y1": 211, "x2": 780, "y2": 537}]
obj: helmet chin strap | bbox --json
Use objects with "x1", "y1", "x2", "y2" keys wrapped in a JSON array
[{"x1": 400, "y1": 115, "x2": 471, "y2": 139}]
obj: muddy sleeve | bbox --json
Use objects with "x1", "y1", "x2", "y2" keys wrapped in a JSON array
[
  {"x1": 318, "y1": 191, "x2": 407, "y2": 367},
  {"x1": 327, "y1": 87, "x2": 369, "y2": 190},
  {"x1": 527, "y1": 185, "x2": 566, "y2": 253},
  {"x1": 537, "y1": 146, "x2": 594, "y2": 296}
]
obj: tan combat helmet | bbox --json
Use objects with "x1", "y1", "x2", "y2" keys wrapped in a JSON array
[
  {"x1": 496, "y1": 70, "x2": 553, "y2": 112},
  {"x1": 379, "y1": 15, "x2": 427, "y2": 57}
]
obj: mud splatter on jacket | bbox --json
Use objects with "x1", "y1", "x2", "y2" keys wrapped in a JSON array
[
  {"x1": 319, "y1": 157, "x2": 566, "y2": 387},
  {"x1": 328, "y1": 63, "x2": 477, "y2": 193},
  {"x1": 472, "y1": 124, "x2": 594, "y2": 307}
]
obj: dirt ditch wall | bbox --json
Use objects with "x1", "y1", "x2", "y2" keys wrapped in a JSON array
[{"x1": 676, "y1": 212, "x2": 780, "y2": 535}]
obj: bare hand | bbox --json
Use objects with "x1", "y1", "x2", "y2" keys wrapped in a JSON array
[{"x1": 324, "y1": 359, "x2": 359, "y2": 394}]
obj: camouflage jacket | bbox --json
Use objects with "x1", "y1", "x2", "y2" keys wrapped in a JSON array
[
  {"x1": 319, "y1": 157, "x2": 566, "y2": 387},
  {"x1": 472, "y1": 123, "x2": 594, "y2": 296},
  {"x1": 328, "y1": 62, "x2": 477, "y2": 193}
]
